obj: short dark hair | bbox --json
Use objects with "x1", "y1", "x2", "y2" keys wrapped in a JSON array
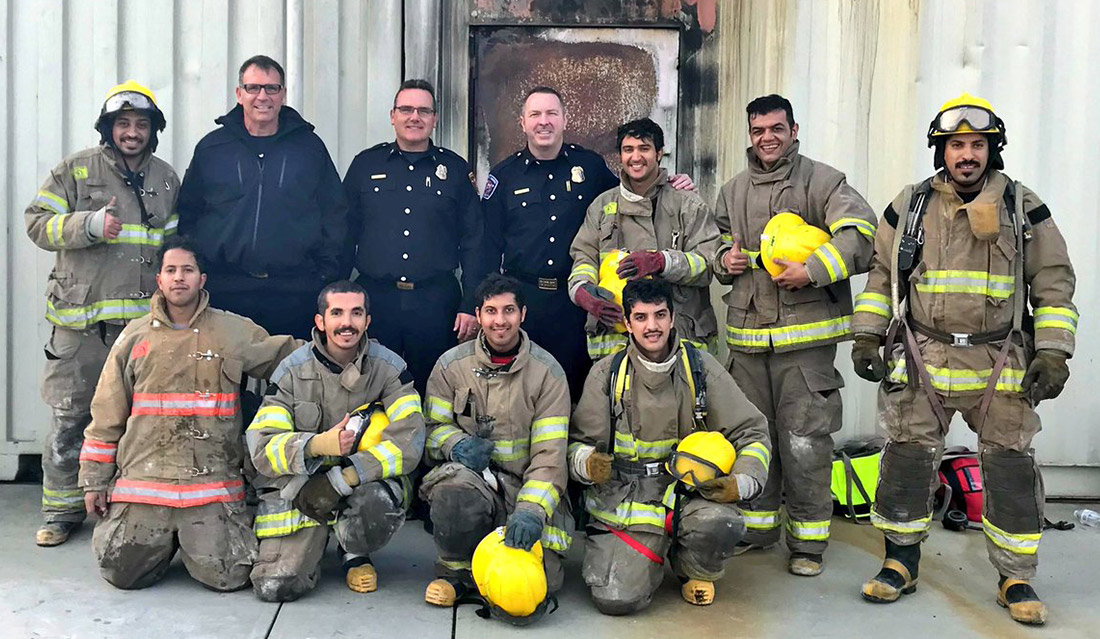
[
  {"x1": 317, "y1": 280, "x2": 369, "y2": 315},
  {"x1": 523, "y1": 86, "x2": 564, "y2": 111},
  {"x1": 617, "y1": 117, "x2": 664, "y2": 152},
  {"x1": 239, "y1": 55, "x2": 286, "y2": 85},
  {"x1": 156, "y1": 235, "x2": 205, "y2": 273},
  {"x1": 394, "y1": 79, "x2": 436, "y2": 109},
  {"x1": 746, "y1": 94, "x2": 795, "y2": 128},
  {"x1": 622, "y1": 279, "x2": 675, "y2": 316},
  {"x1": 475, "y1": 274, "x2": 526, "y2": 310}
]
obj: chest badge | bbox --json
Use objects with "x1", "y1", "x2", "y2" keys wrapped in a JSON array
[
  {"x1": 436, "y1": 164, "x2": 448, "y2": 180},
  {"x1": 571, "y1": 166, "x2": 585, "y2": 183}
]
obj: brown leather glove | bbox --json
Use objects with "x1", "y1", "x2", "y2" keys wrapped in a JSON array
[
  {"x1": 585, "y1": 451, "x2": 613, "y2": 484},
  {"x1": 695, "y1": 474, "x2": 740, "y2": 503},
  {"x1": 1021, "y1": 349, "x2": 1070, "y2": 404},
  {"x1": 851, "y1": 334, "x2": 886, "y2": 382}
]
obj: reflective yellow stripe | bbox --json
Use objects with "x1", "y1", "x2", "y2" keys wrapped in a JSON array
[
  {"x1": 570, "y1": 262, "x2": 598, "y2": 284},
  {"x1": 728, "y1": 316, "x2": 852, "y2": 351},
  {"x1": 916, "y1": 270, "x2": 1014, "y2": 299},
  {"x1": 685, "y1": 252, "x2": 706, "y2": 279},
  {"x1": 254, "y1": 508, "x2": 323, "y2": 538},
  {"x1": 1033, "y1": 306, "x2": 1078, "y2": 333},
  {"x1": 249, "y1": 405, "x2": 293, "y2": 431},
  {"x1": 366, "y1": 440, "x2": 402, "y2": 478},
  {"x1": 720, "y1": 233, "x2": 734, "y2": 243},
  {"x1": 105, "y1": 221, "x2": 177, "y2": 246},
  {"x1": 517, "y1": 480, "x2": 560, "y2": 517},
  {"x1": 887, "y1": 359, "x2": 1025, "y2": 393},
  {"x1": 35, "y1": 190, "x2": 70, "y2": 215},
  {"x1": 541, "y1": 525, "x2": 572, "y2": 552},
  {"x1": 812, "y1": 242, "x2": 849, "y2": 283},
  {"x1": 530, "y1": 416, "x2": 568, "y2": 444},
  {"x1": 426, "y1": 396, "x2": 454, "y2": 423},
  {"x1": 744, "y1": 250, "x2": 761, "y2": 269},
  {"x1": 586, "y1": 494, "x2": 666, "y2": 529},
  {"x1": 870, "y1": 509, "x2": 932, "y2": 534},
  {"x1": 740, "y1": 508, "x2": 780, "y2": 530},
  {"x1": 739, "y1": 442, "x2": 771, "y2": 468},
  {"x1": 491, "y1": 438, "x2": 530, "y2": 463},
  {"x1": 426, "y1": 424, "x2": 464, "y2": 459},
  {"x1": 587, "y1": 332, "x2": 628, "y2": 359},
  {"x1": 42, "y1": 487, "x2": 84, "y2": 509},
  {"x1": 613, "y1": 431, "x2": 678, "y2": 461},
  {"x1": 439, "y1": 559, "x2": 472, "y2": 571},
  {"x1": 385, "y1": 394, "x2": 422, "y2": 422},
  {"x1": 982, "y1": 517, "x2": 1041, "y2": 555},
  {"x1": 787, "y1": 518, "x2": 830, "y2": 541},
  {"x1": 45, "y1": 298, "x2": 150, "y2": 329},
  {"x1": 829, "y1": 217, "x2": 876, "y2": 238},
  {"x1": 854, "y1": 292, "x2": 892, "y2": 318},
  {"x1": 46, "y1": 213, "x2": 70, "y2": 247},
  {"x1": 265, "y1": 432, "x2": 294, "y2": 475}
]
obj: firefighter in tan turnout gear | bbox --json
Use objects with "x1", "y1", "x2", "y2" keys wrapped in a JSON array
[
  {"x1": 421, "y1": 274, "x2": 571, "y2": 625},
  {"x1": 568, "y1": 117, "x2": 719, "y2": 359},
  {"x1": 570, "y1": 279, "x2": 771, "y2": 614},
  {"x1": 78, "y1": 237, "x2": 298, "y2": 591},
  {"x1": 27, "y1": 81, "x2": 180, "y2": 546},
  {"x1": 713, "y1": 94, "x2": 877, "y2": 576},
  {"x1": 852, "y1": 94, "x2": 1076, "y2": 625},
  {"x1": 246, "y1": 280, "x2": 425, "y2": 602}
]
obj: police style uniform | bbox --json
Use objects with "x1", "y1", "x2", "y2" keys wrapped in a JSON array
[
  {"x1": 344, "y1": 141, "x2": 487, "y2": 395},
  {"x1": 483, "y1": 144, "x2": 617, "y2": 396}
]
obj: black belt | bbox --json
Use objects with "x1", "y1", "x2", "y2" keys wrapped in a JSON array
[
  {"x1": 612, "y1": 458, "x2": 667, "y2": 478},
  {"x1": 507, "y1": 270, "x2": 564, "y2": 292},
  {"x1": 908, "y1": 316, "x2": 1011, "y2": 347},
  {"x1": 360, "y1": 271, "x2": 454, "y2": 291}
]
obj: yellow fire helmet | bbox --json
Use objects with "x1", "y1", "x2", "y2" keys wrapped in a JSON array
[
  {"x1": 760, "y1": 212, "x2": 831, "y2": 278},
  {"x1": 471, "y1": 526, "x2": 549, "y2": 625},
  {"x1": 666, "y1": 431, "x2": 737, "y2": 487},
  {"x1": 344, "y1": 403, "x2": 389, "y2": 452},
  {"x1": 598, "y1": 249, "x2": 629, "y2": 333},
  {"x1": 94, "y1": 80, "x2": 167, "y2": 148}
]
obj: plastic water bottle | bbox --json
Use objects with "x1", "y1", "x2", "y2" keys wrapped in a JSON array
[{"x1": 1074, "y1": 509, "x2": 1100, "y2": 529}]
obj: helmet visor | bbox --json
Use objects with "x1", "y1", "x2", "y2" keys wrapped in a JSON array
[
  {"x1": 931, "y1": 105, "x2": 996, "y2": 135},
  {"x1": 104, "y1": 91, "x2": 156, "y2": 115},
  {"x1": 667, "y1": 450, "x2": 725, "y2": 487}
]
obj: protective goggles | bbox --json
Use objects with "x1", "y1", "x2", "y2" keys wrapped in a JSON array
[
  {"x1": 104, "y1": 91, "x2": 156, "y2": 114},
  {"x1": 665, "y1": 450, "x2": 725, "y2": 487},
  {"x1": 929, "y1": 105, "x2": 998, "y2": 135}
]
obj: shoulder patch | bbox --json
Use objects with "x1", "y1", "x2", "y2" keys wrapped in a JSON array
[
  {"x1": 883, "y1": 203, "x2": 899, "y2": 229},
  {"x1": 528, "y1": 343, "x2": 567, "y2": 380},
  {"x1": 129, "y1": 340, "x2": 150, "y2": 360},
  {"x1": 270, "y1": 343, "x2": 314, "y2": 385},
  {"x1": 602, "y1": 201, "x2": 618, "y2": 216},
  {"x1": 72, "y1": 166, "x2": 88, "y2": 180},
  {"x1": 482, "y1": 174, "x2": 499, "y2": 200},
  {"x1": 1026, "y1": 204, "x2": 1051, "y2": 226}
]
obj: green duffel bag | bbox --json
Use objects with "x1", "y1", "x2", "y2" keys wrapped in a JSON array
[{"x1": 830, "y1": 439, "x2": 884, "y2": 523}]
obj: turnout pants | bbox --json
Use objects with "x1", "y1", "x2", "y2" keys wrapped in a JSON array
[
  {"x1": 419, "y1": 463, "x2": 569, "y2": 591},
  {"x1": 92, "y1": 500, "x2": 255, "y2": 591},
  {"x1": 728, "y1": 345, "x2": 843, "y2": 555},
  {"x1": 582, "y1": 498, "x2": 745, "y2": 615},
  {"x1": 41, "y1": 324, "x2": 123, "y2": 523},
  {"x1": 874, "y1": 382, "x2": 1044, "y2": 579},
  {"x1": 251, "y1": 479, "x2": 408, "y2": 602}
]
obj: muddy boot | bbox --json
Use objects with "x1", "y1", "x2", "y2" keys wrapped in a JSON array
[
  {"x1": 861, "y1": 539, "x2": 920, "y2": 603},
  {"x1": 344, "y1": 555, "x2": 377, "y2": 593},
  {"x1": 36, "y1": 521, "x2": 80, "y2": 547},
  {"x1": 788, "y1": 552, "x2": 824, "y2": 577},
  {"x1": 425, "y1": 577, "x2": 467, "y2": 607},
  {"x1": 997, "y1": 576, "x2": 1047, "y2": 625},
  {"x1": 680, "y1": 579, "x2": 716, "y2": 606}
]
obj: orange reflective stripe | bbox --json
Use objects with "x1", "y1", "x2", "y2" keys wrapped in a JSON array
[
  {"x1": 131, "y1": 392, "x2": 239, "y2": 417},
  {"x1": 110, "y1": 478, "x2": 244, "y2": 507},
  {"x1": 79, "y1": 439, "x2": 117, "y2": 463}
]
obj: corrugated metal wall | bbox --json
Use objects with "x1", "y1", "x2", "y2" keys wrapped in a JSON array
[{"x1": 3, "y1": 0, "x2": 1098, "y2": 493}]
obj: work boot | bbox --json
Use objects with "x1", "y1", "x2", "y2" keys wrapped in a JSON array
[
  {"x1": 680, "y1": 579, "x2": 715, "y2": 606},
  {"x1": 997, "y1": 576, "x2": 1047, "y2": 625},
  {"x1": 861, "y1": 539, "x2": 920, "y2": 603},
  {"x1": 344, "y1": 556, "x2": 377, "y2": 593},
  {"x1": 732, "y1": 541, "x2": 776, "y2": 556},
  {"x1": 425, "y1": 578, "x2": 466, "y2": 607},
  {"x1": 788, "y1": 552, "x2": 824, "y2": 577},
  {"x1": 35, "y1": 521, "x2": 80, "y2": 547}
]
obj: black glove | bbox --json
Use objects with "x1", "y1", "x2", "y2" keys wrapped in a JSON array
[
  {"x1": 504, "y1": 509, "x2": 544, "y2": 551},
  {"x1": 851, "y1": 334, "x2": 886, "y2": 382},
  {"x1": 450, "y1": 436, "x2": 495, "y2": 472},
  {"x1": 293, "y1": 471, "x2": 343, "y2": 523},
  {"x1": 1021, "y1": 349, "x2": 1070, "y2": 404}
]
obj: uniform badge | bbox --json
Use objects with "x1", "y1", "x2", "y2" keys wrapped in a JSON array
[
  {"x1": 571, "y1": 166, "x2": 585, "y2": 183},
  {"x1": 436, "y1": 164, "x2": 448, "y2": 180},
  {"x1": 482, "y1": 174, "x2": 499, "y2": 200}
]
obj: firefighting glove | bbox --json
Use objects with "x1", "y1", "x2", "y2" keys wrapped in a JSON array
[
  {"x1": 851, "y1": 334, "x2": 886, "y2": 382},
  {"x1": 293, "y1": 467, "x2": 352, "y2": 523},
  {"x1": 696, "y1": 473, "x2": 756, "y2": 503},
  {"x1": 503, "y1": 509, "x2": 544, "y2": 551},
  {"x1": 584, "y1": 451, "x2": 613, "y2": 485},
  {"x1": 306, "y1": 423, "x2": 347, "y2": 458},
  {"x1": 575, "y1": 283, "x2": 623, "y2": 328},
  {"x1": 617, "y1": 250, "x2": 666, "y2": 280},
  {"x1": 450, "y1": 436, "x2": 495, "y2": 472},
  {"x1": 1021, "y1": 349, "x2": 1070, "y2": 404}
]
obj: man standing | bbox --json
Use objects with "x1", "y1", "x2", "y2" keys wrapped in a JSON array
[
  {"x1": 246, "y1": 280, "x2": 425, "y2": 602},
  {"x1": 25, "y1": 81, "x2": 179, "y2": 546},
  {"x1": 483, "y1": 87, "x2": 694, "y2": 397},
  {"x1": 177, "y1": 55, "x2": 346, "y2": 339},
  {"x1": 569, "y1": 117, "x2": 719, "y2": 359},
  {"x1": 420, "y1": 274, "x2": 571, "y2": 625},
  {"x1": 713, "y1": 94, "x2": 877, "y2": 576},
  {"x1": 569, "y1": 279, "x2": 770, "y2": 614},
  {"x1": 79, "y1": 237, "x2": 299, "y2": 591},
  {"x1": 851, "y1": 94, "x2": 1076, "y2": 625},
  {"x1": 343, "y1": 79, "x2": 486, "y2": 394}
]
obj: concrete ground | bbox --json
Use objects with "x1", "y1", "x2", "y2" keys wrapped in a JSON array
[{"x1": 1, "y1": 482, "x2": 1097, "y2": 639}]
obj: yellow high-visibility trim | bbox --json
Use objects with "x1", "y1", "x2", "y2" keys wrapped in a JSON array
[{"x1": 249, "y1": 405, "x2": 293, "y2": 431}]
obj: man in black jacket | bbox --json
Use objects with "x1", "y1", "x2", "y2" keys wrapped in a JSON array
[{"x1": 178, "y1": 54, "x2": 347, "y2": 339}]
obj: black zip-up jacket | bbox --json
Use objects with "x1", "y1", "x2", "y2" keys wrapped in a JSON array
[{"x1": 177, "y1": 105, "x2": 347, "y2": 287}]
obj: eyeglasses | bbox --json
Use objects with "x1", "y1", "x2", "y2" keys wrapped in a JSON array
[
  {"x1": 394, "y1": 106, "x2": 436, "y2": 117},
  {"x1": 240, "y1": 83, "x2": 284, "y2": 95}
]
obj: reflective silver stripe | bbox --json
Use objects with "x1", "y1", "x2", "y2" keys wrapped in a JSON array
[{"x1": 870, "y1": 510, "x2": 931, "y2": 534}]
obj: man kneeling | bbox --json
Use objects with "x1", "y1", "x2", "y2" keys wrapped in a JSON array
[
  {"x1": 246, "y1": 280, "x2": 425, "y2": 601},
  {"x1": 569, "y1": 279, "x2": 771, "y2": 614}
]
